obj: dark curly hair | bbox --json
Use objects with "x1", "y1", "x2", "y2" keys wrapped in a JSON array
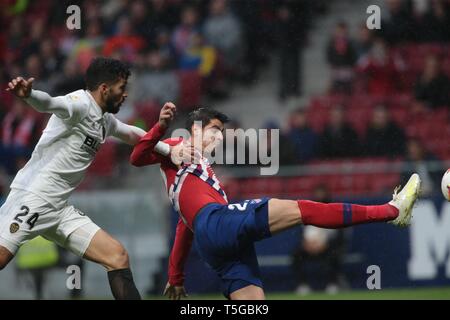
[
  {"x1": 85, "y1": 57, "x2": 131, "y2": 90},
  {"x1": 185, "y1": 107, "x2": 230, "y2": 131}
]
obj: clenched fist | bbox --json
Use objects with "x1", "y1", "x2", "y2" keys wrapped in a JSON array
[{"x1": 159, "y1": 102, "x2": 176, "y2": 129}]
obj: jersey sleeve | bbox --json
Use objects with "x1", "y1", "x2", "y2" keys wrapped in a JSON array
[
  {"x1": 24, "y1": 89, "x2": 88, "y2": 124},
  {"x1": 130, "y1": 122, "x2": 182, "y2": 166},
  {"x1": 108, "y1": 115, "x2": 146, "y2": 145},
  {"x1": 168, "y1": 218, "x2": 194, "y2": 286}
]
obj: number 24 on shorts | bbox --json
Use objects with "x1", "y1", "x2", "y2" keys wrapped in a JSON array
[{"x1": 14, "y1": 205, "x2": 39, "y2": 230}]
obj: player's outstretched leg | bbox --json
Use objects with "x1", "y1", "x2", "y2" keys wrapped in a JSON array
[
  {"x1": 268, "y1": 173, "x2": 421, "y2": 234},
  {"x1": 83, "y1": 229, "x2": 141, "y2": 300}
]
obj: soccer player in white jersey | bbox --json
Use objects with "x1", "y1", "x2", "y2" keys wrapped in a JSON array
[{"x1": 0, "y1": 57, "x2": 181, "y2": 299}]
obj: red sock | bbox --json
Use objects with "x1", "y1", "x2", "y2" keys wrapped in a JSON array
[{"x1": 297, "y1": 200, "x2": 399, "y2": 228}]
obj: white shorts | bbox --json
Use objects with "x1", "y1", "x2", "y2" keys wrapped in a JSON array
[{"x1": 0, "y1": 189, "x2": 100, "y2": 256}]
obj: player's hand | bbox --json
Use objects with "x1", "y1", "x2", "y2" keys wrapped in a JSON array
[
  {"x1": 159, "y1": 102, "x2": 176, "y2": 129},
  {"x1": 163, "y1": 282, "x2": 188, "y2": 300},
  {"x1": 6, "y1": 76, "x2": 34, "y2": 98},
  {"x1": 170, "y1": 141, "x2": 202, "y2": 166}
]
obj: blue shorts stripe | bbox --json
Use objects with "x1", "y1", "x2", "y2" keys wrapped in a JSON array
[{"x1": 343, "y1": 203, "x2": 352, "y2": 225}]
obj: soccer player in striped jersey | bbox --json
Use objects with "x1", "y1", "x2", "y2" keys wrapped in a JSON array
[{"x1": 131, "y1": 107, "x2": 421, "y2": 300}]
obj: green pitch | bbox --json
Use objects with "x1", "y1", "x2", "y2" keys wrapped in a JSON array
[{"x1": 156, "y1": 287, "x2": 450, "y2": 300}]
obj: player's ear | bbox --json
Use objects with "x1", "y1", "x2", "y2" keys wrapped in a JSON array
[{"x1": 99, "y1": 83, "x2": 109, "y2": 94}]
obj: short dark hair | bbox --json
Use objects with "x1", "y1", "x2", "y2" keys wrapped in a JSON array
[
  {"x1": 185, "y1": 107, "x2": 230, "y2": 131},
  {"x1": 85, "y1": 57, "x2": 131, "y2": 90}
]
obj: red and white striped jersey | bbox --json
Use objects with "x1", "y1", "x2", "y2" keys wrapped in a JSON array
[
  {"x1": 130, "y1": 129, "x2": 228, "y2": 230},
  {"x1": 169, "y1": 158, "x2": 228, "y2": 229}
]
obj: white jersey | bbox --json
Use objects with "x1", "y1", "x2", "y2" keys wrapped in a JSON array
[{"x1": 11, "y1": 89, "x2": 127, "y2": 209}]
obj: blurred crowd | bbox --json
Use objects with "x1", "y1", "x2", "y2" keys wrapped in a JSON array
[
  {"x1": 0, "y1": 0, "x2": 448, "y2": 198},
  {"x1": 270, "y1": 0, "x2": 450, "y2": 196}
]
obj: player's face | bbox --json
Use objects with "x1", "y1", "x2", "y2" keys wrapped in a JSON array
[
  {"x1": 202, "y1": 119, "x2": 224, "y2": 154},
  {"x1": 105, "y1": 78, "x2": 128, "y2": 114}
]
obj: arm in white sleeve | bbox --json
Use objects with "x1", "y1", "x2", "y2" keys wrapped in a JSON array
[
  {"x1": 24, "y1": 89, "x2": 83, "y2": 121},
  {"x1": 112, "y1": 119, "x2": 171, "y2": 156}
]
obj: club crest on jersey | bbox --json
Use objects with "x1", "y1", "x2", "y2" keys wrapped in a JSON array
[
  {"x1": 81, "y1": 135, "x2": 100, "y2": 155},
  {"x1": 10, "y1": 222, "x2": 20, "y2": 233}
]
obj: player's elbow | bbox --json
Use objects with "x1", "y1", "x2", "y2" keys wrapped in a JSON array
[
  {"x1": 129, "y1": 153, "x2": 144, "y2": 167},
  {"x1": 130, "y1": 149, "x2": 151, "y2": 167}
]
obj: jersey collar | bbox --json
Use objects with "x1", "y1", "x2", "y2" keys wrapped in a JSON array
[{"x1": 85, "y1": 90, "x2": 104, "y2": 119}]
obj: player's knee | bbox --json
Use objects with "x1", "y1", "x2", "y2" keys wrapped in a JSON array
[
  {"x1": 0, "y1": 254, "x2": 11, "y2": 270},
  {"x1": 108, "y1": 246, "x2": 129, "y2": 270}
]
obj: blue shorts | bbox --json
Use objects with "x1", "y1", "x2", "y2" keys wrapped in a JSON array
[{"x1": 193, "y1": 198, "x2": 272, "y2": 298}]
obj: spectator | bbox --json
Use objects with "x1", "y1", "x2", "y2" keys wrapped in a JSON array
[
  {"x1": 53, "y1": 58, "x2": 85, "y2": 96},
  {"x1": 39, "y1": 39, "x2": 64, "y2": 91},
  {"x1": 419, "y1": 0, "x2": 450, "y2": 42},
  {"x1": 232, "y1": 0, "x2": 268, "y2": 82},
  {"x1": 178, "y1": 33, "x2": 217, "y2": 78},
  {"x1": 401, "y1": 139, "x2": 442, "y2": 196},
  {"x1": 24, "y1": 54, "x2": 51, "y2": 92},
  {"x1": 0, "y1": 100, "x2": 41, "y2": 174},
  {"x1": 15, "y1": 236, "x2": 59, "y2": 300},
  {"x1": 21, "y1": 18, "x2": 46, "y2": 59},
  {"x1": 171, "y1": 6, "x2": 200, "y2": 57},
  {"x1": 357, "y1": 38, "x2": 405, "y2": 95},
  {"x1": 291, "y1": 185, "x2": 348, "y2": 294},
  {"x1": 275, "y1": 2, "x2": 306, "y2": 100},
  {"x1": 326, "y1": 22, "x2": 357, "y2": 93},
  {"x1": 262, "y1": 120, "x2": 298, "y2": 166},
  {"x1": 148, "y1": 0, "x2": 181, "y2": 36},
  {"x1": 364, "y1": 105, "x2": 406, "y2": 157},
  {"x1": 129, "y1": 0, "x2": 152, "y2": 41},
  {"x1": 381, "y1": 0, "x2": 417, "y2": 45},
  {"x1": 39, "y1": 39, "x2": 63, "y2": 77},
  {"x1": 319, "y1": 106, "x2": 360, "y2": 158},
  {"x1": 414, "y1": 54, "x2": 450, "y2": 110},
  {"x1": 132, "y1": 49, "x2": 179, "y2": 106},
  {"x1": 354, "y1": 22, "x2": 374, "y2": 59},
  {"x1": 155, "y1": 28, "x2": 177, "y2": 68},
  {"x1": 286, "y1": 109, "x2": 317, "y2": 163},
  {"x1": 203, "y1": 0, "x2": 243, "y2": 69},
  {"x1": 103, "y1": 16, "x2": 145, "y2": 62},
  {"x1": 72, "y1": 19, "x2": 105, "y2": 71}
]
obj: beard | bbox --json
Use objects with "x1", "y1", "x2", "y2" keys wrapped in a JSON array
[{"x1": 105, "y1": 95, "x2": 123, "y2": 114}]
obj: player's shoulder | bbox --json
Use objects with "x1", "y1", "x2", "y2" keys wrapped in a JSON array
[
  {"x1": 65, "y1": 89, "x2": 90, "y2": 114},
  {"x1": 65, "y1": 89, "x2": 90, "y2": 105}
]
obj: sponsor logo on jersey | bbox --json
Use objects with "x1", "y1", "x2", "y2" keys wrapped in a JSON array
[{"x1": 81, "y1": 135, "x2": 101, "y2": 155}]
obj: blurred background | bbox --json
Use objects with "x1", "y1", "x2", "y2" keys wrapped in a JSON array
[{"x1": 0, "y1": 0, "x2": 449, "y2": 299}]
